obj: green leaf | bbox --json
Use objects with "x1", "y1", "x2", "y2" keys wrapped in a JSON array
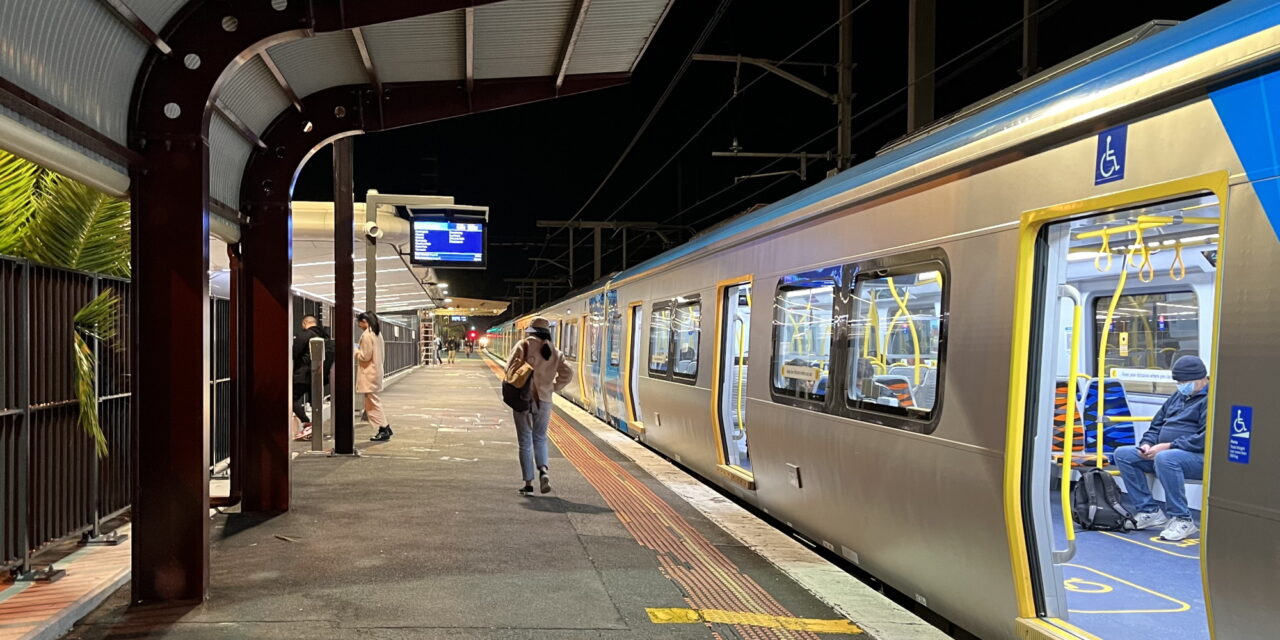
[
  {"x1": 74, "y1": 290, "x2": 121, "y2": 457},
  {"x1": 0, "y1": 149, "x2": 44, "y2": 255}
]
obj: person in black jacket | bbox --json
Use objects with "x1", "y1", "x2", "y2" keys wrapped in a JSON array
[{"x1": 292, "y1": 315, "x2": 334, "y2": 438}]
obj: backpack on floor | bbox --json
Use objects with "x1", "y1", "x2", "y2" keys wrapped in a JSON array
[{"x1": 1071, "y1": 468, "x2": 1136, "y2": 531}]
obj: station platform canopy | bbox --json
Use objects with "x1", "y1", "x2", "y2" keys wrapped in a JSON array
[{"x1": 0, "y1": 0, "x2": 673, "y2": 212}]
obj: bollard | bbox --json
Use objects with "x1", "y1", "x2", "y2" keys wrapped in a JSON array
[{"x1": 309, "y1": 337, "x2": 325, "y2": 452}]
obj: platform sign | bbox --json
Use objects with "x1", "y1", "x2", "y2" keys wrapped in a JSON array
[
  {"x1": 410, "y1": 219, "x2": 486, "y2": 268},
  {"x1": 1228, "y1": 405, "x2": 1252, "y2": 464},
  {"x1": 1094, "y1": 125, "x2": 1127, "y2": 185}
]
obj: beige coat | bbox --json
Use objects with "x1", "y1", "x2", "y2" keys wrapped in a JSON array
[
  {"x1": 356, "y1": 330, "x2": 384, "y2": 393},
  {"x1": 507, "y1": 336, "x2": 573, "y2": 403}
]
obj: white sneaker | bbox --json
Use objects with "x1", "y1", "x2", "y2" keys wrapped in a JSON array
[
  {"x1": 1133, "y1": 511, "x2": 1169, "y2": 530},
  {"x1": 1159, "y1": 517, "x2": 1198, "y2": 541}
]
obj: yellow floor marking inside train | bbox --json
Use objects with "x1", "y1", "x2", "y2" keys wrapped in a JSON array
[
  {"x1": 646, "y1": 607, "x2": 863, "y2": 634},
  {"x1": 1062, "y1": 564, "x2": 1191, "y2": 614},
  {"x1": 1097, "y1": 531, "x2": 1200, "y2": 559}
]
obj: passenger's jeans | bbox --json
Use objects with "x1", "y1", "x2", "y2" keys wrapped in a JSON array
[
  {"x1": 1114, "y1": 445, "x2": 1203, "y2": 519},
  {"x1": 514, "y1": 401, "x2": 552, "y2": 483}
]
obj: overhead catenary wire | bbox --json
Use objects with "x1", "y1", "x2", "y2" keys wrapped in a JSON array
[
  {"x1": 528, "y1": 0, "x2": 1069, "y2": 297},
  {"x1": 525, "y1": 0, "x2": 878, "y2": 288}
]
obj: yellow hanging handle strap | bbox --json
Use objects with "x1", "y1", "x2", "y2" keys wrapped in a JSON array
[
  {"x1": 1095, "y1": 232, "x2": 1114, "y2": 272},
  {"x1": 1128, "y1": 226, "x2": 1155, "y2": 283},
  {"x1": 1095, "y1": 244, "x2": 1137, "y2": 468},
  {"x1": 1170, "y1": 240, "x2": 1186, "y2": 281},
  {"x1": 885, "y1": 277, "x2": 923, "y2": 386}
]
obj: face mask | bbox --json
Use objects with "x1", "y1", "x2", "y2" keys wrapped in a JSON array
[{"x1": 1177, "y1": 381, "x2": 1196, "y2": 396}]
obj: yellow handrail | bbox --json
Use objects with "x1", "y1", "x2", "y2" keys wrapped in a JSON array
[
  {"x1": 1094, "y1": 244, "x2": 1138, "y2": 468},
  {"x1": 1059, "y1": 286, "x2": 1083, "y2": 551},
  {"x1": 886, "y1": 277, "x2": 923, "y2": 386},
  {"x1": 1170, "y1": 240, "x2": 1186, "y2": 281},
  {"x1": 733, "y1": 287, "x2": 751, "y2": 439}
]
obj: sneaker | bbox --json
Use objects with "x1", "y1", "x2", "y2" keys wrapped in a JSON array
[
  {"x1": 539, "y1": 474, "x2": 551, "y2": 494},
  {"x1": 369, "y1": 427, "x2": 390, "y2": 442},
  {"x1": 1159, "y1": 517, "x2": 1198, "y2": 542},
  {"x1": 1133, "y1": 511, "x2": 1169, "y2": 531},
  {"x1": 518, "y1": 485, "x2": 533, "y2": 495},
  {"x1": 294, "y1": 424, "x2": 312, "y2": 441}
]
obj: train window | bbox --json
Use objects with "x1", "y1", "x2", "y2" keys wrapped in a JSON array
[
  {"x1": 563, "y1": 320, "x2": 579, "y2": 360},
  {"x1": 771, "y1": 267, "x2": 838, "y2": 403},
  {"x1": 1092, "y1": 290, "x2": 1198, "y2": 395},
  {"x1": 846, "y1": 260, "x2": 946, "y2": 423},
  {"x1": 589, "y1": 317, "x2": 600, "y2": 364},
  {"x1": 648, "y1": 304, "x2": 672, "y2": 375},
  {"x1": 672, "y1": 299, "x2": 702, "y2": 380},
  {"x1": 608, "y1": 303, "x2": 624, "y2": 367}
]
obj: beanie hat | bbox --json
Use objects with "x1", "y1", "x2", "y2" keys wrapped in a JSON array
[{"x1": 1171, "y1": 355, "x2": 1207, "y2": 382}]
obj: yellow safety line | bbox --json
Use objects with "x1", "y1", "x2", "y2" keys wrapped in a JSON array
[
  {"x1": 1098, "y1": 531, "x2": 1200, "y2": 560},
  {"x1": 1062, "y1": 563, "x2": 1191, "y2": 614},
  {"x1": 646, "y1": 608, "x2": 863, "y2": 634}
]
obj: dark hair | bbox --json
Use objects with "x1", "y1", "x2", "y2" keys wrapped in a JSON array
[
  {"x1": 357, "y1": 311, "x2": 381, "y2": 336},
  {"x1": 530, "y1": 328, "x2": 553, "y2": 359}
]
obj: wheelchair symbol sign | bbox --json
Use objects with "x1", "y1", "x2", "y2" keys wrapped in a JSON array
[
  {"x1": 1228, "y1": 405, "x2": 1252, "y2": 464},
  {"x1": 1094, "y1": 125, "x2": 1127, "y2": 185}
]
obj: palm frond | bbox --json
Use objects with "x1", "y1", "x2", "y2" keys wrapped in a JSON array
[
  {"x1": 24, "y1": 172, "x2": 131, "y2": 277},
  {"x1": 0, "y1": 149, "x2": 45, "y2": 255},
  {"x1": 73, "y1": 290, "x2": 121, "y2": 457}
]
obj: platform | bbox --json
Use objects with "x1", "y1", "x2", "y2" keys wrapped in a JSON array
[{"x1": 49, "y1": 357, "x2": 940, "y2": 639}]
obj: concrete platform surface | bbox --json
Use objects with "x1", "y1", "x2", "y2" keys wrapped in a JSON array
[{"x1": 61, "y1": 357, "x2": 938, "y2": 639}]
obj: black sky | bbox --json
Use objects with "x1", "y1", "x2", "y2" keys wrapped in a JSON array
[{"x1": 293, "y1": 0, "x2": 1228, "y2": 320}]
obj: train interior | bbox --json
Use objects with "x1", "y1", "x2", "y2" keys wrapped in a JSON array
[
  {"x1": 847, "y1": 267, "x2": 944, "y2": 418},
  {"x1": 718, "y1": 283, "x2": 753, "y2": 471},
  {"x1": 1030, "y1": 193, "x2": 1220, "y2": 640}
]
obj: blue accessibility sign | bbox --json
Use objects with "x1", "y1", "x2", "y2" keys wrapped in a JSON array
[
  {"x1": 1095, "y1": 125, "x2": 1127, "y2": 185},
  {"x1": 1228, "y1": 405, "x2": 1252, "y2": 464}
]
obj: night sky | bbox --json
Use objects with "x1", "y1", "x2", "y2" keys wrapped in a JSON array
[{"x1": 293, "y1": 0, "x2": 1227, "y2": 321}]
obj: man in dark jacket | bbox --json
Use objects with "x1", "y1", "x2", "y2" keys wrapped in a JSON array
[
  {"x1": 1114, "y1": 355, "x2": 1209, "y2": 541},
  {"x1": 292, "y1": 315, "x2": 334, "y2": 436}
]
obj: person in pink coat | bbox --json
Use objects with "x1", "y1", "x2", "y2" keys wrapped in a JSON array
[
  {"x1": 357, "y1": 312, "x2": 392, "y2": 441},
  {"x1": 505, "y1": 317, "x2": 573, "y2": 494}
]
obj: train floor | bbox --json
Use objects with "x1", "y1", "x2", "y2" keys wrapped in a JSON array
[
  {"x1": 62, "y1": 358, "x2": 935, "y2": 640},
  {"x1": 1048, "y1": 489, "x2": 1207, "y2": 640}
]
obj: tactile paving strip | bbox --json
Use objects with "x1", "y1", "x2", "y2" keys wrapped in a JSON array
[{"x1": 483, "y1": 358, "x2": 825, "y2": 639}]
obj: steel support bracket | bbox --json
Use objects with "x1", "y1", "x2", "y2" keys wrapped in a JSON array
[{"x1": 14, "y1": 564, "x2": 66, "y2": 583}]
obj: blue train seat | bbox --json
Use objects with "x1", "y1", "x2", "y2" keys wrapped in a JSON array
[{"x1": 1079, "y1": 378, "x2": 1137, "y2": 458}]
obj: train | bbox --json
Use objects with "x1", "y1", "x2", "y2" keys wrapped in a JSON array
[{"x1": 487, "y1": 3, "x2": 1280, "y2": 639}]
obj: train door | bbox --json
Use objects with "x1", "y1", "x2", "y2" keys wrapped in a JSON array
[
  {"x1": 1008, "y1": 175, "x2": 1225, "y2": 640},
  {"x1": 602, "y1": 290, "x2": 628, "y2": 432},
  {"x1": 625, "y1": 301, "x2": 644, "y2": 432},
  {"x1": 713, "y1": 279, "x2": 754, "y2": 488},
  {"x1": 588, "y1": 294, "x2": 606, "y2": 419}
]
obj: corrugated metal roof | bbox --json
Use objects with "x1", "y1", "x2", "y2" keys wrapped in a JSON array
[
  {"x1": 567, "y1": 0, "x2": 668, "y2": 75},
  {"x1": 0, "y1": 0, "x2": 147, "y2": 144},
  {"x1": 267, "y1": 32, "x2": 368, "y2": 99},
  {"x1": 208, "y1": 115, "x2": 252, "y2": 205},
  {"x1": 121, "y1": 0, "x2": 187, "y2": 33},
  {"x1": 217, "y1": 56, "x2": 292, "y2": 135},
  {"x1": 362, "y1": 12, "x2": 466, "y2": 83},
  {"x1": 473, "y1": 0, "x2": 575, "y2": 79}
]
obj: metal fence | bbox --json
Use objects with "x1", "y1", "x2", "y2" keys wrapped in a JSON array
[
  {"x1": 0, "y1": 256, "x2": 132, "y2": 573},
  {"x1": 209, "y1": 298, "x2": 231, "y2": 471}
]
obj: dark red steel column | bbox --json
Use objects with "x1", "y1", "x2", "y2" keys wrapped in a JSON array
[
  {"x1": 238, "y1": 203, "x2": 292, "y2": 511},
  {"x1": 129, "y1": 140, "x2": 211, "y2": 603},
  {"x1": 332, "y1": 138, "x2": 355, "y2": 454}
]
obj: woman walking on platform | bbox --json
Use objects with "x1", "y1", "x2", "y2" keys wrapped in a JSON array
[
  {"x1": 358, "y1": 312, "x2": 392, "y2": 442},
  {"x1": 506, "y1": 317, "x2": 573, "y2": 494}
]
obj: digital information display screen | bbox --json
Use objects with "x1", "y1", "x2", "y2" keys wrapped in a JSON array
[{"x1": 411, "y1": 220, "x2": 486, "y2": 268}]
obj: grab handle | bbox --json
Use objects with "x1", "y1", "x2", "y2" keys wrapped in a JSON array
[{"x1": 1053, "y1": 284, "x2": 1082, "y2": 564}]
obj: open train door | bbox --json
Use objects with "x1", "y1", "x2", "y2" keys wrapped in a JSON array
[{"x1": 1004, "y1": 174, "x2": 1227, "y2": 640}]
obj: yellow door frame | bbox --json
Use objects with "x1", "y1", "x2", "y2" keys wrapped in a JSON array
[
  {"x1": 1002, "y1": 171, "x2": 1228, "y2": 640},
  {"x1": 623, "y1": 300, "x2": 645, "y2": 434},
  {"x1": 711, "y1": 275, "x2": 756, "y2": 490}
]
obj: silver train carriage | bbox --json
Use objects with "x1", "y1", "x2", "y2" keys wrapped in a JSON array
[{"x1": 488, "y1": 3, "x2": 1280, "y2": 638}]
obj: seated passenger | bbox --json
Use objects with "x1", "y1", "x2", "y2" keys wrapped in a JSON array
[{"x1": 1113, "y1": 355, "x2": 1209, "y2": 541}]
